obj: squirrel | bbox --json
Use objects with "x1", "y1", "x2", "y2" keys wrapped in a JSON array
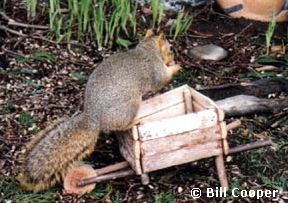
[{"x1": 17, "y1": 30, "x2": 181, "y2": 192}]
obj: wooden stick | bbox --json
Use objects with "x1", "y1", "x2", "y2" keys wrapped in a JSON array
[
  {"x1": 226, "y1": 119, "x2": 241, "y2": 131},
  {"x1": 0, "y1": 11, "x2": 49, "y2": 29},
  {"x1": 77, "y1": 169, "x2": 135, "y2": 187},
  {"x1": 228, "y1": 140, "x2": 272, "y2": 155},
  {"x1": 215, "y1": 154, "x2": 229, "y2": 189},
  {"x1": 95, "y1": 161, "x2": 129, "y2": 176}
]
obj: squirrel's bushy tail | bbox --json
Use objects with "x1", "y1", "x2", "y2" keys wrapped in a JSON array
[{"x1": 17, "y1": 113, "x2": 99, "y2": 192}]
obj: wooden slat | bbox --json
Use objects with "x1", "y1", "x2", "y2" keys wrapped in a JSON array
[
  {"x1": 141, "y1": 125, "x2": 222, "y2": 157},
  {"x1": 118, "y1": 127, "x2": 138, "y2": 141},
  {"x1": 131, "y1": 126, "x2": 139, "y2": 140},
  {"x1": 192, "y1": 101, "x2": 206, "y2": 112},
  {"x1": 138, "y1": 109, "x2": 218, "y2": 141},
  {"x1": 142, "y1": 141, "x2": 222, "y2": 173},
  {"x1": 183, "y1": 89, "x2": 193, "y2": 113},
  {"x1": 140, "y1": 102, "x2": 185, "y2": 123},
  {"x1": 117, "y1": 132, "x2": 140, "y2": 159},
  {"x1": 189, "y1": 87, "x2": 225, "y2": 121},
  {"x1": 119, "y1": 144, "x2": 142, "y2": 175},
  {"x1": 219, "y1": 122, "x2": 229, "y2": 155},
  {"x1": 136, "y1": 85, "x2": 189, "y2": 119}
]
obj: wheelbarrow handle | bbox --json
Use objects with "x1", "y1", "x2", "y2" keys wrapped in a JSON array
[
  {"x1": 77, "y1": 169, "x2": 135, "y2": 187},
  {"x1": 228, "y1": 139, "x2": 272, "y2": 155}
]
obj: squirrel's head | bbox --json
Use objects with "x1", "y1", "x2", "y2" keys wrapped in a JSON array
[{"x1": 144, "y1": 29, "x2": 175, "y2": 66}]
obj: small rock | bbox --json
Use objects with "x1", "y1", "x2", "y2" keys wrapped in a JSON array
[
  {"x1": 177, "y1": 186, "x2": 183, "y2": 193},
  {"x1": 148, "y1": 184, "x2": 154, "y2": 189},
  {"x1": 226, "y1": 156, "x2": 232, "y2": 162},
  {"x1": 189, "y1": 44, "x2": 228, "y2": 61},
  {"x1": 255, "y1": 65, "x2": 279, "y2": 72}
]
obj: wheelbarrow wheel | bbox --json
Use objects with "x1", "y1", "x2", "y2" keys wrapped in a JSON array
[{"x1": 63, "y1": 162, "x2": 97, "y2": 195}]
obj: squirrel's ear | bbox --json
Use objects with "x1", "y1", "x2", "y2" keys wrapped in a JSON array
[
  {"x1": 156, "y1": 32, "x2": 166, "y2": 47},
  {"x1": 144, "y1": 29, "x2": 154, "y2": 39}
]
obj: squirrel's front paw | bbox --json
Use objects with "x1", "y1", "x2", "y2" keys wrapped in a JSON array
[{"x1": 168, "y1": 64, "x2": 182, "y2": 75}]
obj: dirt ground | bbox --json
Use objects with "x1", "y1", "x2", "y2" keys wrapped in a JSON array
[{"x1": 0, "y1": 3, "x2": 287, "y2": 203}]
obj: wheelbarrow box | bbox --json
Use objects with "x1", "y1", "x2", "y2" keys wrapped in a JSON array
[{"x1": 117, "y1": 85, "x2": 228, "y2": 175}]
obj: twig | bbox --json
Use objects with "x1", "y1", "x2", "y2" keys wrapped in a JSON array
[
  {"x1": 32, "y1": 36, "x2": 90, "y2": 49},
  {"x1": 0, "y1": 10, "x2": 10, "y2": 21},
  {"x1": 0, "y1": 136, "x2": 9, "y2": 146},
  {"x1": 122, "y1": 183, "x2": 139, "y2": 202},
  {"x1": 13, "y1": 35, "x2": 30, "y2": 49},
  {"x1": 9, "y1": 21, "x2": 49, "y2": 30},
  {"x1": 31, "y1": 36, "x2": 57, "y2": 44},
  {"x1": 2, "y1": 47, "x2": 25, "y2": 57},
  {"x1": 235, "y1": 22, "x2": 253, "y2": 37},
  {"x1": 0, "y1": 11, "x2": 49, "y2": 29},
  {"x1": 0, "y1": 25, "x2": 27, "y2": 37}
]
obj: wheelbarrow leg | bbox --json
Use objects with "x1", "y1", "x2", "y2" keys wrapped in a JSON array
[
  {"x1": 141, "y1": 173, "x2": 150, "y2": 185},
  {"x1": 215, "y1": 154, "x2": 229, "y2": 190}
]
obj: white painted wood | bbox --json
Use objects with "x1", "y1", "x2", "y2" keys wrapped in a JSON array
[{"x1": 138, "y1": 109, "x2": 218, "y2": 141}]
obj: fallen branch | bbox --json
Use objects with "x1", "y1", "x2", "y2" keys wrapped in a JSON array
[
  {"x1": 216, "y1": 95, "x2": 288, "y2": 117},
  {"x1": 0, "y1": 11, "x2": 49, "y2": 30},
  {"x1": 199, "y1": 78, "x2": 288, "y2": 100}
]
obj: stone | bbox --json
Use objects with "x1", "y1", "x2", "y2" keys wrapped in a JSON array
[{"x1": 189, "y1": 44, "x2": 228, "y2": 61}]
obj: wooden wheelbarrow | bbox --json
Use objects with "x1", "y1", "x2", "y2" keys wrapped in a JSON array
[{"x1": 63, "y1": 85, "x2": 273, "y2": 195}]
